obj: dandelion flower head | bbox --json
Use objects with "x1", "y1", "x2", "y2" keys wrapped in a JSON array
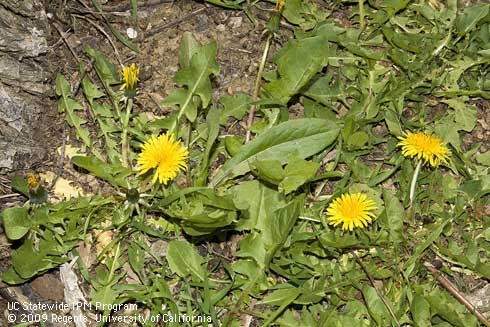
[
  {"x1": 27, "y1": 173, "x2": 39, "y2": 189},
  {"x1": 120, "y1": 63, "x2": 140, "y2": 93},
  {"x1": 326, "y1": 193, "x2": 377, "y2": 231},
  {"x1": 137, "y1": 133, "x2": 188, "y2": 185},
  {"x1": 397, "y1": 131, "x2": 450, "y2": 167}
]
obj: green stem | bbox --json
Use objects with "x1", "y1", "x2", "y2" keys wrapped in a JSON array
[
  {"x1": 245, "y1": 32, "x2": 273, "y2": 142},
  {"x1": 359, "y1": 0, "x2": 365, "y2": 29},
  {"x1": 121, "y1": 98, "x2": 133, "y2": 168},
  {"x1": 409, "y1": 160, "x2": 422, "y2": 206}
]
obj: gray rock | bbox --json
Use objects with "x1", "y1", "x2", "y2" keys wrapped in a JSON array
[{"x1": 0, "y1": 0, "x2": 52, "y2": 173}]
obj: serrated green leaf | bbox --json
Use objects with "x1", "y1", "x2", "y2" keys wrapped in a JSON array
[
  {"x1": 163, "y1": 38, "x2": 219, "y2": 122},
  {"x1": 263, "y1": 35, "x2": 330, "y2": 104},
  {"x1": 210, "y1": 118, "x2": 339, "y2": 186},
  {"x1": 219, "y1": 93, "x2": 252, "y2": 125},
  {"x1": 82, "y1": 75, "x2": 105, "y2": 108},
  {"x1": 84, "y1": 46, "x2": 120, "y2": 85},
  {"x1": 56, "y1": 74, "x2": 92, "y2": 147},
  {"x1": 166, "y1": 240, "x2": 206, "y2": 282},
  {"x1": 442, "y1": 98, "x2": 476, "y2": 132}
]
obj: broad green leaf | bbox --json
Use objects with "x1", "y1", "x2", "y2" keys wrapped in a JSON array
[
  {"x1": 72, "y1": 155, "x2": 132, "y2": 188},
  {"x1": 11, "y1": 175, "x2": 29, "y2": 197},
  {"x1": 210, "y1": 118, "x2": 339, "y2": 186},
  {"x1": 11, "y1": 232, "x2": 71, "y2": 279},
  {"x1": 166, "y1": 240, "x2": 206, "y2": 282},
  {"x1": 346, "y1": 131, "x2": 369, "y2": 150},
  {"x1": 476, "y1": 151, "x2": 490, "y2": 166},
  {"x1": 263, "y1": 35, "x2": 330, "y2": 104},
  {"x1": 160, "y1": 188, "x2": 237, "y2": 235},
  {"x1": 237, "y1": 195, "x2": 303, "y2": 268},
  {"x1": 1, "y1": 207, "x2": 30, "y2": 240},
  {"x1": 259, "y1": 286, "x2": 301, "y2": 306},
  {"x1": 303, "y1": 74, "x2": 345, "y2": 105},
  {"x1": 56, "y1": 74, "x2": 91, "y2": 147},
  {"x1": 128, "y1": 242, "x2": 145, "y2": 280}
]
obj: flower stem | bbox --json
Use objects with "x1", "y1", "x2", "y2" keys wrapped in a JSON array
[
  {"x1": 245, "y1": 32, "x2": 273, "y2": 143},
  {"x1": 409, "y1": 160, "x2": 422, "y2": 206},
  {"x1": 121, "y1": 98, "x2": 133, "y2": 168}
]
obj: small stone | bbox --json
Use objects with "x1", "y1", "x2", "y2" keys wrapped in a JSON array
[
  {"x1": 229, "y1": 17, "x2": 243, "y2": 29},
  {"x1": 216, "y1": 24, "x2": 226, "y2": 32}
]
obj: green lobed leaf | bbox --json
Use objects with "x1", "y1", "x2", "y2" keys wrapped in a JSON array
[
  {"x1": 56, "y1": 74, "x2": 92, "y2": 147},
  {"x1": 210, "y1": 118, "x2": 339, "y2": 186},
  {"x1": 166, "y1": 240, "x2": 207, "y2": 282},
  {"x1": 163, "y1": 35, "x2": 219, "y2": 122},
  {"x1": 84, "y1": 45, "x2": 120, "y2": 85},
  {"x1": 442, "y1": 98, "x2": 477, "y2": 132},
  {"x1": 263, "y1": 35, "x2": 330, "y2": 104},
  {"x1": 218, "y1": 93, "x2": 252, "y2": 125},
  {"x1": 1, "y1": 207, "x2": 30, "y2": 240}
]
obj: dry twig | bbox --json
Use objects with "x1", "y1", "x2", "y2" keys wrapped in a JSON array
[{"x1": 424, "y1": 262, "x2": 490, "y2": 327}]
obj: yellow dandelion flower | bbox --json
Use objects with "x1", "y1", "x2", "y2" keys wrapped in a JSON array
[
  {"x1": 326, "y1": 193, "x2": 377, "y2": 231},
  {"x1": 27, "y1": 173, "x2": 39, "y2": 189},
  {"x1": 397, "y1": 131, "x2": 450, "y2": 167},
  {"x1": 120, "y1": 63, "x2": 140, "y2": 94},
  {"x1": 137, "y1": 133, "x2": 188, "y2": 185},
  {"x1": 276, "y1": 0, "x2": 285, "y2": 12}
]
